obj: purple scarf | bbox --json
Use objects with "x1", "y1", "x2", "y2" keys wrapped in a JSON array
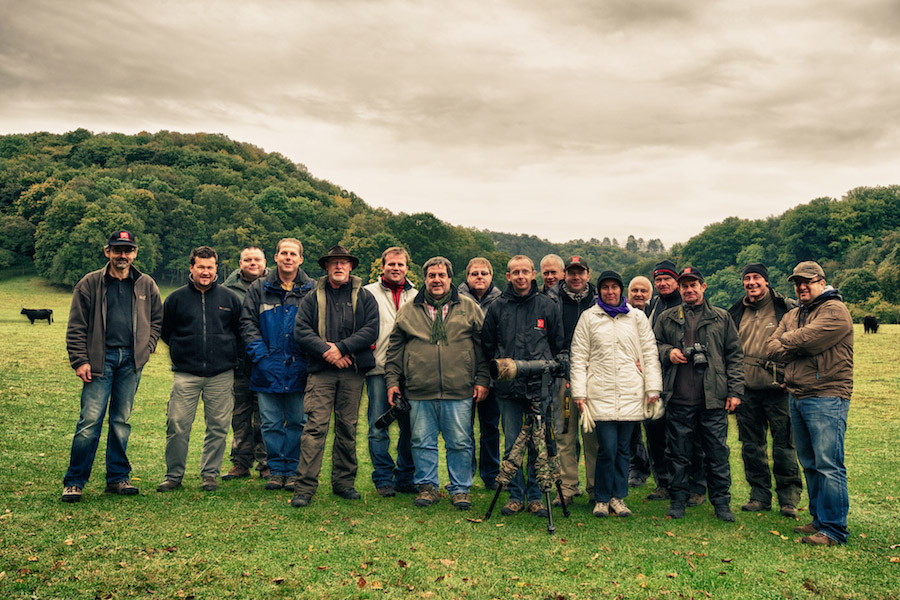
[{"x1": 597, "y1": 296, "x2": 630, "y2": 318}]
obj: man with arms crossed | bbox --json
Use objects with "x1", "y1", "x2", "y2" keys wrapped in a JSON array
[
  {"x1": 766, "y1": 261, "x2": 853, "y2": 546},
  {"x1": 291, "y1": 245, "x2": 379, "y2": 507}
]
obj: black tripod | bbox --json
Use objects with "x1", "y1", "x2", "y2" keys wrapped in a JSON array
[{"x1": 484, "y1": 367, "x2": 570, "y2": 534}]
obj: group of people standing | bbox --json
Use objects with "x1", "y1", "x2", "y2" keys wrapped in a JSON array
[{"x1": 60, "y1": 230, "x2": 853, "y2": 547}]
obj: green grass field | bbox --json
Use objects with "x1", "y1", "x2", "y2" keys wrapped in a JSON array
[{"x1": 1, "y1": 275, "x2": 898, "y2": 599}]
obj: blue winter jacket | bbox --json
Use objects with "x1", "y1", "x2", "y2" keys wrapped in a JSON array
[{"x1": 240, "y1": 268, "x2": 314, "y2": 394}]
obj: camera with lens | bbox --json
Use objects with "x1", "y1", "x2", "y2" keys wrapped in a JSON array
[
  {"x1": 682, "y1": 342, "x2": 708, "y2": 369},
  {"x1": 374, "y1": 391, "x2": 411, "y2": 430},
  {"x1": 489, "y1": 351, "x2": 569, "y2": 382}
]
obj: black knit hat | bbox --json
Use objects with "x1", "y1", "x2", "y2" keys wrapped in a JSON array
[
  {"x1": 741, "y1": 262, "x2": 769, "y2": 281},
  {"x1": 596, "y1": 270, "x2": 624, "y2": 289},
  {"x1": 653, "y1": 260, "x2": 677, "y2": 280}
]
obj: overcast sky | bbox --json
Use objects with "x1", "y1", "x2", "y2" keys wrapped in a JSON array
[{"x1": 2, "y1": 1, "x2": 899, "y2": 247}]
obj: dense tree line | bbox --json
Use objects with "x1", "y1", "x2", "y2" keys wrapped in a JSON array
[{"x1": 1, "y1": 130, "x2": 898, "y2": 321}]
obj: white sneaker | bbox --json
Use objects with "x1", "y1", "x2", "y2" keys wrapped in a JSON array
[
  {"x1": 610, "y1": 497, "x2": 632, "y2": 517},
  {"x1": 592, "y1": 501, "x2": 609, "y2": 518}
]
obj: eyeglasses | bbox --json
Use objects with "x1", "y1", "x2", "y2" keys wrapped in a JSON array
[
  {"x1": 793, "y1": 277, "x2": 823, "y2": 287},
  {"x1": 469, "y1": 271, "x2": 491, "y2": 277}
]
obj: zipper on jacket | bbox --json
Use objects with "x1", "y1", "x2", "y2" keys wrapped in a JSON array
[{"x1": 201, "y1": 292, "x2": 207, "y2": 372}]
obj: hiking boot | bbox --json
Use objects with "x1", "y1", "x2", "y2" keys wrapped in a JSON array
[
  {"x1": 291, "y1": 493, "x2": 311, "y2": 508},
  {"x1": 451, "y1": 493, "x2": 472, "y2": 510},
  {"x1": 200, "y1": 476, "x2": 218, "y2": 492},
  {"x1": 714, "y1": 504, "x2": 735, "y2": 522},
  {"x1": 377, "y1": 486, "x2": 397, "y2": 497},
  {"x1": 284, "y1": 475, "x2": 300, "y2": 492},
  {"x1": 528, "y1": 500, "x2": 549, "y2": 518},
  {"x1": 396, "y1": 483, "x2": 418, "y2": 494},
  {"x1": 741, "y1": 499, "x2": 771, "y2": 512},
  {"x1": 501, "y1": 499, "x2": 525, "y2": 515},
  {"x1": 628, "y1": 472, "x2": 648, "y2": 488},
  {"x1": 334, "y1": 488, "x2": 361, "y2": 500},
  {"x1": 794, "y1": 522, "x2": 819, "y2": 535},
  {"x1": 414, "y1": 485, "x2": 440, "y2": 507},
  {"x1": 484, "y1": 479, "x2": 499, "y2": 491},
  {"x1": 666, "y1": 503, "x2": 686, "y2": 519},
  {"x1": 222, "y1": 465, "x2": 251, "y2": 480},
  {"x1": 609, "y1": 497, "x2": 632, "y2": 517},
  {"x1": 156, "y1": 479, "x2": 182, "y2": 492},
  {"x1": 687, "y1": 493, "x2": 706, "y2": 507},
  {"x1": 647, "y1": 487, "x2": 669, "y2": 501},
  {"x1": 551, "y1": 493, "x2": 574, "y2": 508},
  {"x1": 781, "y1": 505, "x2": 799, "y2": 519},
  {"x1": 105, "y1": 479, "x2": 139, "y2": 496},
  {"x1": 264, "y1": 475, "x2": 285, "y2": 490},
  {"x1": 62, "y1": 485, "x2": 83, "y2": 503},
  {"x1": 258, "y1": 467, "x2": 271, "y2": 479},
  {"x1": 592, "y1": 501, "x2": 610, "y2": 518},
  {"x1": 802, "y1": 532, "x2": 838, "y2": 546}
]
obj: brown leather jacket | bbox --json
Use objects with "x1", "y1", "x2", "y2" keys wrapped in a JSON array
[{"x1": 765, "y1": 290, "x2": 853, "y2": 400}]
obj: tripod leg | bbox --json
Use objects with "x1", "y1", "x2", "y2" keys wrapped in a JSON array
[
  {"x1": 555, "y1": 479, "x2": 571, "y2": 518},
  {"x1": 545, "y1": 490, "x2": 556, "y2": 535},
  {"x1": 484, "y1": 483, "x2": 505, "y2": 520}
]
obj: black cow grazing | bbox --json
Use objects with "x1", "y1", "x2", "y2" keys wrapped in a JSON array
[
  {"x1": 21, "y1": 308, "x2": 53, "y2": 325},
  {"x1": 863, "y1": 315, "x2": 879, "y2": 334}
]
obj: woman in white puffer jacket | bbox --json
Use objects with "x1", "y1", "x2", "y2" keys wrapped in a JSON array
[{"x1": 570, "y1": 270, "x2": 662, "y2": 518}]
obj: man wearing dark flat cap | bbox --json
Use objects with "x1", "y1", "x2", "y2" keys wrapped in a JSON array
[{"x1": 291, "y1": 245, "x2": 379, "y2": 507}]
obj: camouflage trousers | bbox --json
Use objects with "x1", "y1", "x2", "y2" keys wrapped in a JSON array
[{"x1": 496, "y1": 415, "x2": 561, "y2": 494}]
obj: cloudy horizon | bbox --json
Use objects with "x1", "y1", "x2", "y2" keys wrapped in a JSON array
[{"x1": 3, "y1": 0, "x2": 899, "y2": 248}]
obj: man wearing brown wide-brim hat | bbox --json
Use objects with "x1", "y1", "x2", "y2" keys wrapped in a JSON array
[
  {"x1": 317, "y1": 245, "x2": 360, "y2": 270},
  {"x1": 291, "y1": 244, "x2": 379, "y2": 507}
]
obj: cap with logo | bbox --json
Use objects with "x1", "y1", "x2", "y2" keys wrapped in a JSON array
[
  {"x1": 108, "y1": 230, "x2": 137, "y2": 248},
  {"x1": 677, "y1": 266, "x2": 704, "y2": 283},
  {"x1": 564, "y1": 255, "x2": 590, "y2": 271}
]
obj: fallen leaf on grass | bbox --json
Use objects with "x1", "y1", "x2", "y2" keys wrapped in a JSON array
[
  {"x1": 184, "y1": 533, "x2": 192, "y2": 538},
  {"x1": 64, "y1": 539, "x2": 74, "y2": 546},
  {"x1": 778, "y1": 569, "x2": 786, "y2": 573},
  {"x1": 890, "y1": 544, "x2": 900, "y2": 550},
  {"x1": 272, "y1": 577, "x2": 285, "y2": 585},
  {"x1": 27, "y1": 556, "x2": 37, "y2": 562},
  {"x1": 357, "y1": 577, "x2": 366, "y2": 589},
  {"x1": 860, "y1": 533, "x2": 867, "y2": 538},
  {"x1": 769, "y1": 530, "x2": 780, "y2": 536},
  {"x1": 465, "y1": 517, "x2": 482, "y2": 523},
  {"x1": 667, "y1": 573, "x2": 678, "y2": 578},
  {"x1": 439, "y1": 559, "x2": 455, "y2": 567},
  {"x1": 370, "y1": 581, "x2": 383, "y2": 590},
  {"x1": 398, "y1": 559, "x2": 408, "y2": 568},
  {"x1": 316, "y1": 566, "x2": 329, "y2": 571},
  {"x1": 890, "y1": 557, "x2": 900, "y2": 563},
  {"x1": 495, "y1": 523, "x2": 505, "y2": 527},
  {"x1": 665, "y1": 531, "x2": 675, "y2": 537},
  {"x1": 721, "y1": 558, "x2": 733, "y2": 563}
]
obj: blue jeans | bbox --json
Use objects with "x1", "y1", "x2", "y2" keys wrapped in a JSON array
[
  {"x1": 257, "y1": 392, "x2": 305, "y2": 477},
  {"x1": 593, "y1": 421, "x2": 635, "y2": 502},
  {"x1": 366, "y1": 375, "x2": 414, "y2": 488},
  {"x1": 790, "y1": 395, "x2": 850, "y2": 544},
  {"x1": 499, "y1": 398, "x2": 541, "y2": 503},
  {"x1": 64, "y1": 348, "x2": 142, "y2": 487},
  {"x1": 409, "y1": 398, "x2": 474, "y2": 494}
]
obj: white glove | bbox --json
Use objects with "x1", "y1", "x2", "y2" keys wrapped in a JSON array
[{"x1": 580, "y1": 400, "x2": 595, "y2": 433}]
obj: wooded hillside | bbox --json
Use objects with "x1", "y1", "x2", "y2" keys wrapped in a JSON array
[{"x1": 2, "y1": 130, "x2": 897, "y2": 320}]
